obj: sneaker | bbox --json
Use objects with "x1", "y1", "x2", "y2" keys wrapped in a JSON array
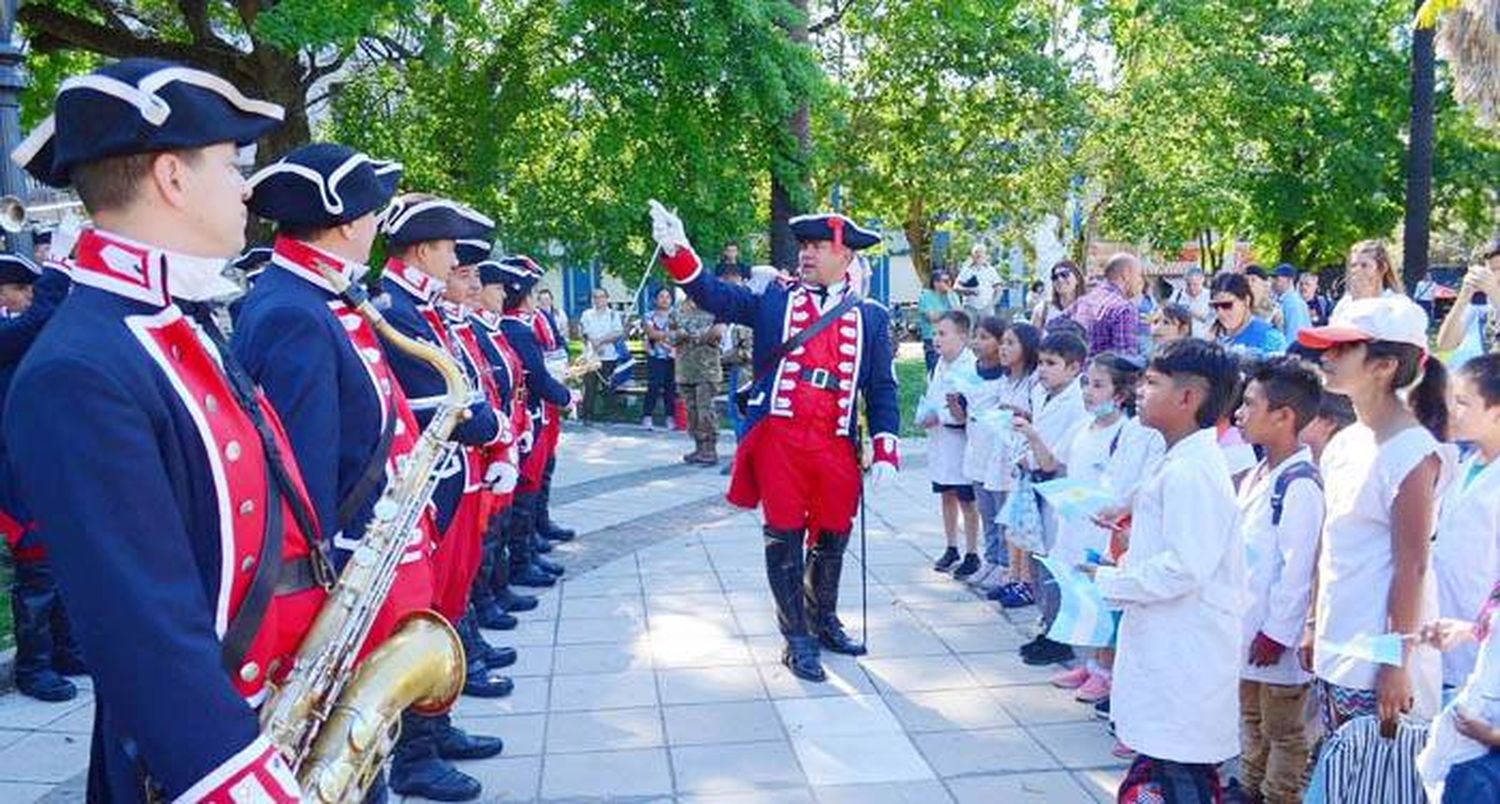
[
  {"x1": 1074, "y1": 671, "x2": 1111, "y2": 703},
  {"x1": 1050, "y1": 666, "x2": 1090, "y2": 689},
  {"x1": 1021, "y1": 637, "x2": 1074, "y2": 666},
  {"x1": 641, "y1": 416, "x2": 655, "y2": 429},
  {"x1": 933, "y1": 546, "x2": 960, "y2": 572},
  {"x1": 1019, "y1": 634, "x2": 1047, "y2": 658},
  {"x1": 996, "y1": 582, "x2": 1035, "y2": 609},
  {"x1": 952, "y1": 553, "x2": 981, "y2": 579},
  {"x1": 1111, "y1": 739, "x2": 1136, "y2": 760},
  {"x1": 1092, "y1": 696, "x2": 1111, "y2": 720}
]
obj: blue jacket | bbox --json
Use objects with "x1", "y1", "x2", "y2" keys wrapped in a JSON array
[
  {"x1": 500, "y1": 310, "x2": 573, "y2": 416},
  {"x1": 674, "y1": 267, "x2": 900, "y2": 445},
  {"x1": 4, "y1": 230, "x2": 311, "y2": 802},
  {"x1": 0, "y1": 266, "x2": 70, "y2": 527}
]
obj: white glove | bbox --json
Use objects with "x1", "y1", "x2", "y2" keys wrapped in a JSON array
[
  {"x1": 869, "y1": 462, "x2": 898, "y2": 489},
  {"x1": 49, "y1": 216, "x2": 82, "y2": 262},
  {"x1": 484, "y1": 460, "x2": 519, "y2": 494},
  {"x1": 648, "y1": 199, "x2": 690, "y2": 257},
  {"x1": 517, "y1": 427, "x2": 534, "y2": 454}
]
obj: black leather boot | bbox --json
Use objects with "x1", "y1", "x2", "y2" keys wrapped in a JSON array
[
  {"x1": 806, "y1": 530, "x2": 866, "y2": 656},
  {"x1": 487, "y1": 519, "x2": 538, "y2": 612},
  {"x1": 458, "y1": 611, "x2": 517, "y2": 669},
  {"x1": 390, "y1": 712, "x2": 482, "y2": 801},
  {"x1": 763, "y1": 527, "x2": 825, "y2": 682},
  {"x1": 12, "y1": 559, "x2": 77, "y2": 702},
  {"x1": 433, "y1": 712, "x2": 504, "y2": 761},
  {"x1": 537, "y1": 455, "x2": 575, "y2": 542},
  {"x1": 507, "y1": 493, "x2": 555, "y2": 588}
]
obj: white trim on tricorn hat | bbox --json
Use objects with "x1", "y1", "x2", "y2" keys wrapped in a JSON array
[{"x1": 247, "y1": 152, "x2": 402, "y2": 217}]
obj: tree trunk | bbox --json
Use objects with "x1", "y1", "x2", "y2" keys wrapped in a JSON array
[
  {"x1": 904, "y1": 196, "x2": 930, "y2": 285},
  {"x1": 769, "y1": 0, "x2": 811, "y2": 271},
  {"x1": 1402, "y1": 0, "x2": 1436, "y2": 290}
]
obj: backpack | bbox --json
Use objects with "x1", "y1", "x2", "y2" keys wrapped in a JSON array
[{"x1": 1270, "y1": 460, "x2": 1322, "y2": 527}]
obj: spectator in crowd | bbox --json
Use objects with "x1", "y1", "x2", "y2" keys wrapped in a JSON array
[
  {"x1": 955, "y1": 243, "x2": 1002, "y2": 318},
  {"x1": 1033, "y1": 260, "x2": 1084, "y2": 331},
  {"x1": 640, "y1": 287, "x2": 678, "y2": 429},
  {"x1": 1332, "y1": 239, "x2": 1405, "y2": 318},
  {"x1": 1169, "y1": 267, "x2": 1214, "y2": 338},
  {"x1": 1297, "y1": 295, "x2": 1451, "y2": 733},
  {"x1": 1272, "y1": 263, "x2": 1313, "y2": 342},
  {"x1": 1150, "y1": 304, "x2": 1193, "y2": 350},
  {"x1": 1245, "y1": 265, "x2": 1282, "y2": 330},
  {"x1": 579, "y1": 287, "x2": 625, "y2": 419},
  {"x1": 917, "y1": 269, "x2": 959, "y2": 373},
  {"x1": 715, "y1": 240, "x2": 745, "y2": 279},
  {"x1": 920, "y1": 311, "x2": 980, "y2": 578},
  {"x1": 1436, "y1": 238, "x2": 1500, "y2": 357},
  {"x1": 716, "y1": 262, "x2": 753, "y2": 442},
  {"x1": 672, "y1": 294, "x2": 724, "y2": 464},
  {"x1": 1300, "y1": 272, "x2": 1333, "y2": 327},
  {"x1": 1066, "y1": 253, "x2": 1143, "y2": 357},
  {"x1": 1211, "y1": 272, "x2": 1287, "y2": 358},
  {"x1": 536, "y1": 287, "x2": 569, "y2": 343}
]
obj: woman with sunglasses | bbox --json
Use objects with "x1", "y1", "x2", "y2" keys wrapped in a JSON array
[
  {"x1": 1210, "y1": 272, "x2": 1287, "y2": 358},
  {"x1": 1032, "y1": 261, "x2": 1084, "y2": 330}
]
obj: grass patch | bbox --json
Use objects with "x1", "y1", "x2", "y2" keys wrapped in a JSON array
[
  {"x1": 895, "y1": 357, "x2": 928, "y2": 438},
  {"x1": 0, "y1": 554, "x2": 12, "y2": 652}
]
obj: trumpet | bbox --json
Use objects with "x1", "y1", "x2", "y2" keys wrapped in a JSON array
[{"x1": 0, "y1": 196, "x2": 86, "y2": 234}]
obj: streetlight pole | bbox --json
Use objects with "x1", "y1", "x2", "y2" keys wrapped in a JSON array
[{"x1": 0, "y1": 0, "x2": 31, "y2": 257}]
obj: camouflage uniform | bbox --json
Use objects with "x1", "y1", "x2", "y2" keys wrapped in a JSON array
[{"x1": 672, "y1": 297, "x2": 724, "y2": 464}]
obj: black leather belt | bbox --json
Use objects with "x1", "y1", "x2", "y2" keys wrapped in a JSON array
[
  {"x1": 274, "y1": 556, "x2": 321, "y2": 595},
  {"x1": 799, "y1": 367, "x2": 840, "y2": 391}
]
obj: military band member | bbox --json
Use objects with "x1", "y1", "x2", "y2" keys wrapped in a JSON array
[
  {"x1": 529, "y1": 289, "x2": 577, "y2": 545},
  {"x1": 5, "y1": 58, "x2": 321, "y2": 801},
  {"x1": 377, "y1": 194, "x2": 510, "y2": 800},
  {"x1": 497, "y1": 257, "x2": 577, "y2": 589},
  {"x1": 648, "y1": 203, "x2": 900, "y2": 682}
]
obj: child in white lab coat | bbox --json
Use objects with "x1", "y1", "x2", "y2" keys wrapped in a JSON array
[
  {"x1": 989, "y1": 322, "x2": 1045, "y2": 606},
  {"x1": 1433, "y1": 353, "x2": 1500, "y2": 689},
  {"x1": 1089, "y1": 338, "x2": 1244, "y2": 802},
  {"x1": 919, "y1": 311, "x2": 981, "y2": 578},
  {"x1": 1417, "y1": 581, "x2": 1500, "y2": 802},
  {"x1": 1297, "y1": 295, "x2": 1454, "y2": 732},
  {"x1": 1232, "y1": 357, "x2": 1326, "y2": 804}
]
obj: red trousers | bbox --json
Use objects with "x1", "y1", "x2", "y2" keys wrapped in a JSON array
[
  {"x1": 518, "y1": 414, "x2": 561, "y2": 493},
  {"x1": 430, "y1": 492, "x2": 486, "y2": 621},
  {"x1": 727, "y1": 416, "x2": 859, "y2": 538}
]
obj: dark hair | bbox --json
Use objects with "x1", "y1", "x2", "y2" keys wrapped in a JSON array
[
  {"x1": 73, "y1": 149, "x2": 202, "y2": 214},
  {"x1": 1365, "y1": 340, "x2": 1448, "y2": 440},
  {"x1": 1091, "y1": 351, "x2": 1146, "y2": 416},
  {"x1": 939, "y1": 309, "x2": 972, "y2": 334},
  {"x1": 1005, "y1": 321, "x2": 1041, "y2": 376},
  {"x1": 1247, "y1": 356, "x2": 1323, "y2": 433},
  {"x1": 1209, "y1": 271, "x2": 1252, "y2": 302},
  {"x1": 1039, "y1": 331, "x2": 1088, "y2": 366},
  {"x1": 1317, "y1": 391, "x2": 1356, "y2": 430},
  {"x1": 1459, "y1": 353, "x2": 1500, "y2": 407},
  {"x1": 1159, "y1": 303, "x2": 1193, "y2": 333},
  {"x1": 1148, "y1": 338, "x2": 1240, "y2": 428},
  {"x1": 1050, "y1": 261, "x2": 1084, "y2": 309}
]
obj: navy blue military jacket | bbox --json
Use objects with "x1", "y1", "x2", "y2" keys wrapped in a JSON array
[
  {"x1": 0, "y1": 266, "x2": 71, "y2": 525},
  {"x1": 5, "y1": 229, "x2": 312, "y2": 802},
  {"x1": 379, "y1": 260, "x2": 498, "y2": 532},
  {"x1": 500, "y1": 309, "x2": 573, "y2": 418}
]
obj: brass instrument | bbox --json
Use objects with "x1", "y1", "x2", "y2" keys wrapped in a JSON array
[
  {"x1": 0, "y1": 195, "x2": 86, "y2": 233},
  {"x1": 259, "y1": 262, "x2": 468, "y2": 803},
  {"x1": 562, "y1": 353, "x2": 603, "y2": 381}
]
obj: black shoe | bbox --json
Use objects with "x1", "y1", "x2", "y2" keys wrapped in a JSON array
[
  {"x1": 482, "y1": 645, "x2": 518, "y2": 670},
  {"x1": 1018, "y1": 634, "x2": 1048, "y2": 659},
  {"x1": 1093, "y1": 696, "x2": 1111, "y2": 720},
  {"x1": 16, "y1": 670, "x2": 77, "y2": 703},
  {"x1": 497, "y1": 588, "x2": 539, "y2": 612},
  {"x1": 933, "y1": 546, "x2": 960, "y2": 572},
  {"x1": 389, "y1": 757, "x2": 482, "y2": 802},
  {"x1": 952, "y1": 553, "x2": 981, "y2": 579},
  {"x1": 435, "y1": 723, "x2": 505, "y2": 761},
  {"x1": 533, "y1": 555, "x2": 565, "y2": 576},
  {"x1": 1021, "y1": 637, "x2": 1074, "y2": 666},
  {"x1": 805, "y1": 531, "x2": 866, "y2": 657},
  {"x1": 462, "y1": 664, "x2": 515, "y2": 698},
  {"x1": 510, "y1": 564, "x2": 557, "y2": 588},
  {"x1": 781, "y1": 636, "x2": 827, "y2": 683},
  {"x1": 52, "y1": 654, "x2": 89, "y2": 677},
  {"x1": 475, "y1": 602, "x2": 518, "y2": 631},
  {"x1": 541, "y1": 524, "x2": 576, "y2": 543},
  {"x1": 533, "y1": 534, "x2": 553, "y2": 554}
]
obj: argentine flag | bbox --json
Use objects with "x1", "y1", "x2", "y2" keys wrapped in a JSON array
[{"x1": 1037, "y1": 554, "x2": 1118, "y2": 648}]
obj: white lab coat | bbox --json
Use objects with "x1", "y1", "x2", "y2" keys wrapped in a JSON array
[
  {"x1": 1096, "y1": 428, "x2": 1244, "y2": 763},
  {"x1": 1237, "y1": 448, "x2": 1324, "y2": 686},
  {"x1": 921, "y1": 350, "x2": 977, "y2": 486},
  {"x1": 1433, "y1": 452, "x2": 1500, "y2": 686},
  {"x1": 1052, "y1": 416, "x2": 1166, "y2": 567}
]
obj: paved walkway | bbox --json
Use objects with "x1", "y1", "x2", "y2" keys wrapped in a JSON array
[{"x1": 0, "y1": 425, "x2": 1129, "y2": 803}]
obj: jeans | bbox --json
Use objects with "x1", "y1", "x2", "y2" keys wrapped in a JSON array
[
  {"x1": 1239, "y1": 680, "x2": 1312, "y2": 804},
  {"x1": 642, "y1": 356, "x2": 677, "y2": 421},
  {"x1": 922, "y1": 339, "x2": 938, "y2": 375},
  {"x1": 724, "y1": 364, "x2": 745, "y2": 437},
  {"x1": 972, "y1": 484, "x2": 1007, "y2": 567}
]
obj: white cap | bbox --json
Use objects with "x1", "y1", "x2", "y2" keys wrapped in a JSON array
[{"x1": 1296, "y1": 294, "x2": 1429, "y2": 352}]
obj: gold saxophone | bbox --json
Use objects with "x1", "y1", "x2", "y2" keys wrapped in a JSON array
[{"x1": 259, "y1": 265, "x2": 469, "y2": 802}]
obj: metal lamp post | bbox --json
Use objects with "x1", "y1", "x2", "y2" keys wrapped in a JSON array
[{"x1": 0, "y1": 0, "x2": 31, "y2": 257}]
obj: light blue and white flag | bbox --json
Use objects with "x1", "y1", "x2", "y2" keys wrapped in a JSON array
[
  {"x1": 1037, "y1": 554, "x2": 1117, "y2": 648},
  {"x1": 1032, "y1": 477, "x2": 1117, "y2": 521},
  {"x1": 1322, "y1": 632, "x2": 1408, "y2": 667}
]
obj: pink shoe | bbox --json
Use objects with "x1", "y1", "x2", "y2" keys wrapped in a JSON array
[
  {"x1": 1111, "y1": 739, "x2": 1136, "y2": 759},
  {"x1": 1074, "y1": 672, "x2": 1111, "y2": 703},
  {"x1": 1050, "y1": 666, "x2": 1090, "y2": 689}
]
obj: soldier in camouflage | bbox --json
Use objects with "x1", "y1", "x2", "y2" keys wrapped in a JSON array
[{"x1": 672, "y1": 295, "x2": 725, "y2": 465}]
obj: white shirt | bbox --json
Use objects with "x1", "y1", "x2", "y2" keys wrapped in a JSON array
[
  {"x1": 1053, "y1": 415, "x2": 1165, "y2": 566},
  {"x1": 1433, "y1": 452, "x2": 1500, "y2": 686},
  {"x1": 1237, "y1": 448, "x2": 1324, "y2": 685},
  {"x1": 1096, "y1": 427, "x2": 1243, "y2": 763},
  {"x1": 978, "y1": 371, "x2": 1043, "y2": 491},
  {"x1": 956, "y1": 262, "x2": 1001, "y2": 312},
  {"x1": 578, "y1": 307, "x2": 624, "y2": 361},
  {"x1": 1314, "y1": 424, "x2": 1452, "y2": 714},
  {"x1": 1172, "y1": 284, "x2": 1213, "y2": 338},
  {"x1": 921, "y1": 350, "x2": 976, "y2": 486}
]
